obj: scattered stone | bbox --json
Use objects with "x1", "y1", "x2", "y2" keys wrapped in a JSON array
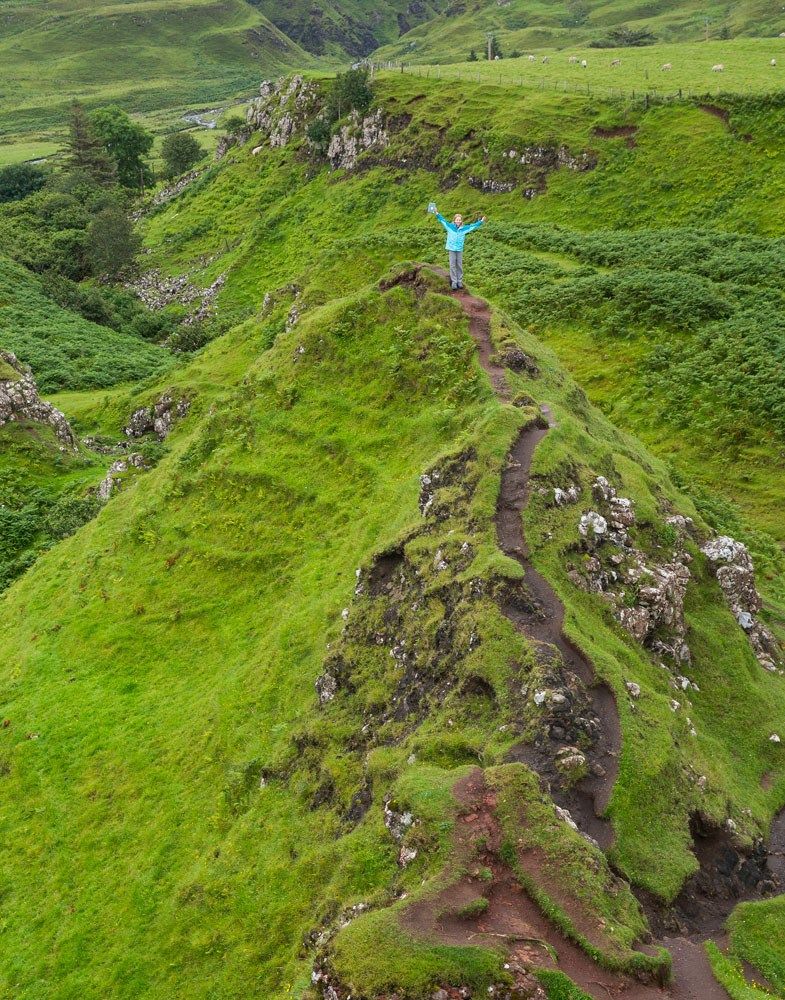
[
  {"x1": 701, "y1": 535, "x2": 782, "y2": 672},
  {"x1": 315, "y1": 671, "x2": 338, "y2": 705},
  {"x1": 553, "y1": 484, "x2": 581, "y2": 507},
  {"x1": 127, "y1": 268, "x2": 225, "y2": 324},
  {"x1": 398, "y1": 845, "x2": 418, "y2": 867},
  {"x1": 770, "y1": 733, "x2": 781, "y2": 744},
  {"x1": 625, "y1": 681, "x2": 641, "y2": 698},
  {"x1": 578, "y1": 511, "x2": 608, "y2": 540},
  {"x1": 383, "y1": 798, "x2": 414, "y2": 841},
  {"x1": 0, "y1": 352, "x2": 77, "y2": 450}
]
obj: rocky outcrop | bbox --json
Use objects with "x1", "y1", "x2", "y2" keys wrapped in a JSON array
[
  {"x1": 701, "y1": 536, "x2": 782, "y2": 672},
  {"x1": 151, "y1": 169, "x2": 204, "y2": 206},
  {"x1": 0, "y1": 351, "x2": 77, "y2": 450},
  {"x1": 510, "y1": 145, "x2": 597, "y2": 172},
  {"x1": 246, "y1": 76, "x2": 321, "y2": 148},
  {"x1": 96, "y1": 454, "x2": 147, "y2": 501},
  {"x1": 125, "y1": 392, "x2": 190, "y2": 441},
  {"x1": 570, "y1": 477, "x2": 693, "y2": 665},
  {"x1": 127, "y1": 269, "x2": 225, "y2": 324},
  {"x1": 326, "y1": 108, "x2": 389, "y2": 171}
]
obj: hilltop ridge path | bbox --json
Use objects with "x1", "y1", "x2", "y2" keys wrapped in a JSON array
[{"x1": 403, "y1": 264, "x2": 784, "y2": 1000}]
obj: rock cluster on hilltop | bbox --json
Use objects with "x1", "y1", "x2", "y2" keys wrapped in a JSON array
[
  {"x1": 0, "y1": 351, "x2": 77, "y2": 450},
  {"x1": 326, "y1": 108, "x2": 389, "y2": 170},
  {"x1": 701, "y1": 536, "x2": 782, "y2": 672},
  {"x1": 245, "y1": 76, "x2": 389, "y2": 172},
  {"x1": 246, "y1": 76, "x2": 321, "y2": 145}
]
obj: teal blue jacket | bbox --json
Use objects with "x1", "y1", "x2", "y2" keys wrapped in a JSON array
[{"x1": 436, "y1": 213, "x2": 484, "y2": 252}]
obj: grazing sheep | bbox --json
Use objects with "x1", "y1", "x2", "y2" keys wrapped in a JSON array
[
  {"x1": 660, "y1": 62, "x2": 672, "y2": 71},
  {"x1": 580, "y1": 59, "x2": 588, "y2": 68},
  {"x1": 568, "y1": 55, "x2": 579, "y2": 63},
  {"x1": 771, "y1": 58, "x2": 778, "y2": 67},
  {"x1": 542, "y1": 55, "x2": 549, "y2": 64},
  {"x1": 610, "y1": 58, "x2": 621, "y2": 67},
  {"x1": 712, "y1": 63, "x2": 725, "y2": 72},
  {"x1": 527, "y1": 54, "x2": 536, "y2": 61}
]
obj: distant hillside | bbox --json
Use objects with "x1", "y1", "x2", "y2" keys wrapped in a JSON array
[
  {"x1": 0, "y1": 0, "x2": 310, "y2": 141},
  {"x1": 373, "y1": 0, "x2": 785, "y2": 63},
  {"x1": 0, "y1": 0, "x2": 443, "y2": 149}
]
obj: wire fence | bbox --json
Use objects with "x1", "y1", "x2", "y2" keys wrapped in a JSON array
[{"x1": 367, "y1": 59, "x2": 783, "y2": 106}]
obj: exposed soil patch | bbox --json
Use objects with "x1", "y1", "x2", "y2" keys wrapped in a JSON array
[
  {"x1": 401, "y1": 769, "x2": 730, "y2": 1000},
  {"x1": 592, "y1": 125, "x2": 639, "y2": 148},
  {"x1": 698, "y1": 103, "x2": 730, "y2": 123}
]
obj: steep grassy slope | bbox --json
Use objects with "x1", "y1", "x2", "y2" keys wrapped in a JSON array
[
  {"x1": 140, "y1": 75, "x2": 785, "y2": 597},
  {"x1": 2, "y1": 259, "x2": 784, "y2": 997},
  {"x1": 374, "y1": 0, "x2": 785, "y2": 64},
  {"x1": 3, "y1": 70, "x2": 785, "y2": 1000},
  {"x1": 0, "y1": 255, "x2": 170, "y2": 391}
]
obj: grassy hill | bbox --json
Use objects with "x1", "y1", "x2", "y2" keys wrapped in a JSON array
[
  {"x1": 1, "y1": 69, "x2": 785, "y2": 999},
  {"x1": 0, "y1": 0, "x2": 441, "y2": 162},
  {"x1": 389, "y1": 39, "x2": 785, "y2": 100},
  {"x1": 374, "y1": 0, "x2": 785, "y2": 65}
]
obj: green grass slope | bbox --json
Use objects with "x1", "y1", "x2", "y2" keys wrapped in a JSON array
[
  {"x1": 3, "y1": 69, "x2": 785, "y2": 999},
  {"x1": 0, "y1": 255, "x2": 170, "y2": 391},
  {"x1": 1, "y1": 259, "x2": 783, "y2": 997},
  {"x1": 391, "y1": 39, "x2": 785, "y2": 99},
  {"x1": 139, "y1": 73, "x2": 785, "y2": 598},
  {"x1": 374, "y1": 0, "x2": 785, "y2": 65},
  {"x1": 0, "y1": 0, "x2": 310, "y2": 147}
]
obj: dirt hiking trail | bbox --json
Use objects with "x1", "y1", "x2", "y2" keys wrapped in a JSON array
[{"x1": 397, "y1": 266, "x2": 785, "y2": 1000}]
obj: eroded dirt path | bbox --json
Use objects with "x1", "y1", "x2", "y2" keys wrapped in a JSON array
[{"x1": 436, "y1": 272, "x2": 783, "y2": 1000}]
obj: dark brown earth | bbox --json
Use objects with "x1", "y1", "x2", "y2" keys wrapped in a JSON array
[{"x1": 592, "y1": 125, "x2": 638, "y2": 148}]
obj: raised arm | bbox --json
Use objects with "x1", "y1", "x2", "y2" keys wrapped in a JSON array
[
  {"x1": 464, "y1": 217, "x2": 486, "y2": 234},
  {"x1": 435, "y1": 212, "x2": 454, "y2": 232}
]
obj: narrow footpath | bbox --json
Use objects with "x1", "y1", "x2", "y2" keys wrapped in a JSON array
[{"x1": 435, "y1": 269, "x2": 783, "y2": 1000}]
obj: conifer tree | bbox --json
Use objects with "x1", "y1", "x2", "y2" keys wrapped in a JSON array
[{"x1": 65, "y1": 102, "x2": 116, "y2": 186}]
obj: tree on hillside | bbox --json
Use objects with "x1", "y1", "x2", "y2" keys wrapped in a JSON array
[
  {"x1": 87, "y1": 204, "x2": 140, "y2": 278},
  {"x1": 65, "y1": 102, "x2": 116, "y2": 187},
  {"x1": 0, "y1": 163, "x2": 47, "y2": 203},
  {"x1": 590, "y1": 25, "x2": 656, "y2": 47},
  {"x1": 468, "y1": 48, "x2": 478, "y2": 61},
  {"x1": 161, "y1": 132, "x2": 204, "y2": 179},
  {"x1": 90, "y1": 106, "x2": 154, "y2": 190},
  {"x1": 326, "y1": 67, "x2": 374, "y2": 121},
  {"x1": 487, "y1": 34, "x2": 503, "y2": 59}
]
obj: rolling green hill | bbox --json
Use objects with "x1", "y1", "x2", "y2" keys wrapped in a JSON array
[
  {"x1": 374, "y1": 0, "x2": 785, "y2": 65},
  {"x1": 1, "y1": 68, "x2": 785, "y2": 1000}
]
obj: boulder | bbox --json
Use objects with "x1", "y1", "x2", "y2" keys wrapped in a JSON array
[{"x1": 0, "y1": 352, "x2": 77, "y2": 450}]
